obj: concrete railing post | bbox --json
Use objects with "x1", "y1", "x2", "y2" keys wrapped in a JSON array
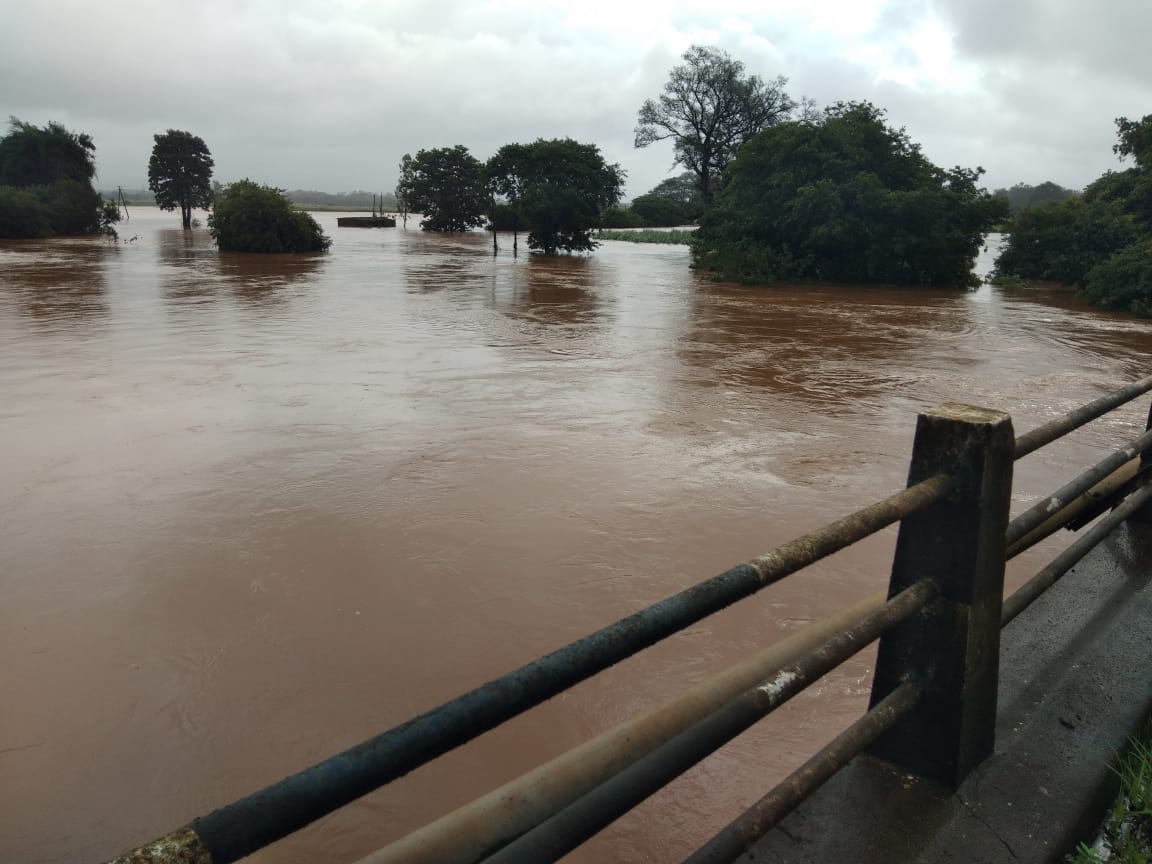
[{"x1": 867, "y1": 403, "x2": 1015, "y2": 787}]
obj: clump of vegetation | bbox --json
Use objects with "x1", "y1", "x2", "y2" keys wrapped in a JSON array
[
  {"x1": 995, "y1": 198, "x2": 1140, "y2": 285},
  {"x1": 0, "y1": 118, "x2": 118, "y2": 238},
  {"x1": 208, "y1": 180, "x2": 331, "y2": 253},
  {"x1": 692, "y1": 101, "x2": 1006, "y2": 287},
  {"x1": 594, "y1": 229, "x2": 696, "y2": 245},
  {"x1": 996, "y1": 114, "x2": 1152, "y2": 316},
  {"x1": 1067, "y1": 735, "x2": 1152, "y2": 863},
  {"x1": 399, "y1": 139, "x2": 624, "y2": 255}
]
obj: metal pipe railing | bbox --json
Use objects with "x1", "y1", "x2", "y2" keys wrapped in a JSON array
[
  {"x1": 109, "y1": 476, "x2": 951, "y2": 864},
  {"x1": 480, "y1": 580, "x2": 937, "y2": 864},
  {"x1": 1002, "y1": 482, "x2": 1152, "y2": 626},
  {"x1": 1005, "y1": 427, "x2": 1152, "y2": 548},
  {"x1": 1013, "y1": 373, "x2": 1152, "y2": 459},
  {"x1": 108, "y1": 378, "x2": 1152, "y2": 864},
  {"x1": 357, "y1": 592, "x2": 889, "y2": 864},
  {"x1": 1005, "y1": 459, "x2": 1139, "y2": 559},
  {"x1": 681, "y1": 681, "x2": 922, "y2": 864}
]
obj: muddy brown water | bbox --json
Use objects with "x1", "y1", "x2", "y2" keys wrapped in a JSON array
[{"x1": 3, "y1": 210, "x2": 1152, "y2": 864}]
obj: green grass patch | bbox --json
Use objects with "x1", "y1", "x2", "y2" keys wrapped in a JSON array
[
  {"x1": 1068, "y1": 734, "x2": 1152, "y2": 863},
  {"x1": 594, "y1": 229, "x2": 696, "y2": 245},
  {"x1": 988, "y1": 274, "x2": 1028, "y2": 288}
]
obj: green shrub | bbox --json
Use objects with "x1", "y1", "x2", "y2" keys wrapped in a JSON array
[
  {"x1": 1082, "y1": 241, "x2": 1152, "y2": 317},
  {"x1": 209, "y1": 180, "x2": 331, "y2": 253},
  {"x1": 600, "y1": 205, "x2": 643, "y2": 229},
  {"x1": 995, "y1": 198, "x2": 1141, "y2": 285}
]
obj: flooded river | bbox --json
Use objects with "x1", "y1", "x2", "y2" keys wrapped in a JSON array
[{"x1": 3, "y1": 210, "x2": 1151, "y2": 863}]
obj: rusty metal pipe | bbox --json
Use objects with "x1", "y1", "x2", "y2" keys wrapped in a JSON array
[
  {"x1": 1014, "y1": 374, "x2": 1152, "y2": 459},
  {"x1": 1002, "y1": 482, "x2": 1152, "y2": 626},
  {"x1": 681, "y1": 681, "x2": 921, "y2": 864},
  {"x1": 481, "y1": 580, "x2": 937, "y2": 864},
  {"x1": 1005, "y1": 458, "x2": 1140, "y2": 559},
  {"x1": 1005, "y1": 428, "x2": 1152, "y2": 549},
  {"x1": 355, "y1": 592, "x2": 888, "y2": 864},
  {"x1": 107, "y1": 477, "x2": 949, "y2": 864}
]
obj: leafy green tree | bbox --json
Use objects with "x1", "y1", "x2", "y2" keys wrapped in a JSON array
[
  {"x1": 635, "y1": 45, "x2": 795, "y2": 205},
  {"x1": 1114, "y1": 114, "x2": 1152, "y2": 168},
  {"x1": 647, "y1": 172, "x2": 698, "y2": 203},
  {"x1": 208, "y1": 180, "x2": 331, "y2": 253},
  {"x1": 148, "y1": 130, "x2": 214, "y2": 229},
  {"x1": 512, "y1": 138, "x2": 624, "y2": 254},
  {"x1": 629, "y1": 193, "x2": 691, "y2": 226},
  {"x1": 693, "y1": 101, "x2": 1006, "y2": 287},
  {"x1": 0, "y1": 118, "x2": 111, "y2": 237},
  {"x1": 400, "y1": 145, "x2": 487, "y2": 232},
  {"x1": 395, "y1": 153, "x2": 415, "y2": 228},
  {"x1": 994, "y1": 198, "x2": 1140, "y2": 285}
]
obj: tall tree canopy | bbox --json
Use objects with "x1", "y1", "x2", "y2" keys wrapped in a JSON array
[
  {"x1": 492, "y1": 138, "x2": 624, "y2": 255},
  {"x1": 398, "y1": 145, "x2": 487, "y2": 232},
  {"x1": 634, "y1": 45, "x2": 795, "y2": 205},
  {"x1": 0, "y1": 117, "x2": 95, "y2": 187},
  {"x1": 1114, "y1": 114, "x2": 1152, "y2": 168},
  {"x1": 148, "y1": 129, "x2": 214, "y2": 229},
  {"x1": 694, "y1": 102, "x2": 1006, "y2": 287},
  {"x1": 0, "y1": 117, "x2": 112, "y2": 238}
]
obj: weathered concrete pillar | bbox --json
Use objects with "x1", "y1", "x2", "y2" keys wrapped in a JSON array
[{"x1": 867, "y1": 403, "x2": 1015, "y2": 787}]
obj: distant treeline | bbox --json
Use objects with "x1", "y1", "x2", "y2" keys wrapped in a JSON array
[
  {"x1": 284, "y1": 189, "x2": 397, "y2": 210},
  {"x1": 97, "y1": 188, "x2": 398, "y2": 211},
  {"x1": 992, "y1": 181, "x2": 1079, "y2": 214}
]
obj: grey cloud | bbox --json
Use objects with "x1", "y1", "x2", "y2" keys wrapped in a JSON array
[{"x1": 0, "y1": 1, "x2": 1146, "y2": 198}]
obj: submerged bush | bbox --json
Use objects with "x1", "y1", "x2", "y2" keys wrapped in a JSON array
[
  {"x1": 693, "y1": 102, "x2": 1006, "y2": 287},
  {"x1": 209, "y1": 180, "x2": 331, "y2": 253}
]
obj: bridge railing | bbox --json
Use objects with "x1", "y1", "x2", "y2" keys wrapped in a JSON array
[{"x1": 108, "y1": 374, "x2": 1152, "y2": 864}]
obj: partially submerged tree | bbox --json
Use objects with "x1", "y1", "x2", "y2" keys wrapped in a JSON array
[
  {"x1": 0, "y1": 117, "x2": 112, "y2": 237},
  {"x1": 395, "y1": 153, "x2": 415, "y2": 228},
  {"x1": 694, "y1": 101, "x2": 1006, "y2": 287},
  {"x1": 514, "y1": 138, "x2": 624, "y2": 254},
  {"x1": 635, "y1": 45, "x2": 796, "y2": 205},
  {"x1": 400, "y1": 145, "x2": 487, "y2": 232},
  {"x1": 486, "y1": 142, "x2": 531, "y2": 253},
  {"x1": 208, "y1": 180, "x2": 331, "y2": 253},
  {"x1": 148, "y1": 129, "x2": 214, "y2": 229}
]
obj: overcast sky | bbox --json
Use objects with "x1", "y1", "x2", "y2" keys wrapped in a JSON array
[{"x1": 0, "y1": 0, "x2": 1147, "y2": 199}]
